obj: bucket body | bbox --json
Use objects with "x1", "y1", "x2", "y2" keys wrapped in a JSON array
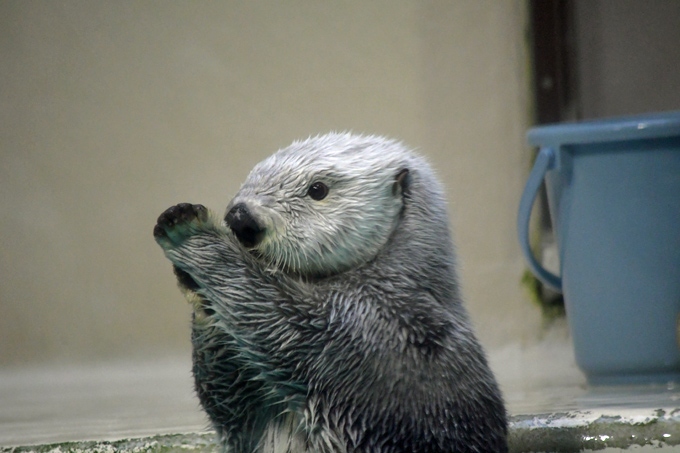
[{"x1": 519, "y1": 111, "x2": 680, "y2": 385}]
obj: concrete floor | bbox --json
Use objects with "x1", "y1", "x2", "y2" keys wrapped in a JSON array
[
  {"x1": 0, "y1": 357, "x2": 208, "y2": 446},
  {"x1": 3, "y1": 332, "x2": 680, "y2": 451}
]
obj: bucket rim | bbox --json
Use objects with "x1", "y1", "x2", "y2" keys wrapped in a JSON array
[{"x1": 527, "y1": 110, "x2": 680, "y2": 148}]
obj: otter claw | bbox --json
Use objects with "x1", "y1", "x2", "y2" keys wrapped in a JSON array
[{"x1": 154, "y1": 203, "x2": 208, "y2": 241}]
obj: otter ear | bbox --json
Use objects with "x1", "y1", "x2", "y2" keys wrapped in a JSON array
[{"x1": 392, "y1": 168, "x2": 410, "y2": 197}]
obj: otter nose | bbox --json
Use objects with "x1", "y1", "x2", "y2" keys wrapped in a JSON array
[{"x1": 225, "y1": 203, "x2": 265, "y2": 248}]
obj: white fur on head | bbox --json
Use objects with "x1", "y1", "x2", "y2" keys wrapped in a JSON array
[{"x1": 226, "y1": 133, "x2": 414, "y2": 277}]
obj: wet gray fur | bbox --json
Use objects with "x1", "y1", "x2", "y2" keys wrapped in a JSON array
[{"x1": 154, "y1": 133, "x2": 507, "y2": 453}]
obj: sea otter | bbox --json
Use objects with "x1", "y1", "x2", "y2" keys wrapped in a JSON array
[{"x1": 154, "y1": 133, "x2": 507, "y2": 452}]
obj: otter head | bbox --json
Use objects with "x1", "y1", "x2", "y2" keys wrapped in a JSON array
[{"x1": 224, "y1": 133, "x2": 412, "y2": 277}]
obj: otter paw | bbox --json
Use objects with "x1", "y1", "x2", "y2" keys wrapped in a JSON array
[{"x1": 153, "y1": 203, "x2": 208, "y2": 245}]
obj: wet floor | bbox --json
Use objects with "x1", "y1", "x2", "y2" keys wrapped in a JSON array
[
  {"x1": 490, "y1": 334, "x2": 680, "y2": 415},
  {"x1": 3, "y1": 336, "x2": 680, "y2": 448},
  {"x1": 0, "y1": 357, "x2": 208, "y2": 446}
]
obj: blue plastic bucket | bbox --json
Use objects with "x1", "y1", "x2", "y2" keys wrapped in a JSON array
[{"x1": 518, "y1": 111, "x2": 680, "y2": 385}]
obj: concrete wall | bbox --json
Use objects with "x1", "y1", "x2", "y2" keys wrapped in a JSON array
[{"x1": 0, "y1": 1, "x2": 538, "y2": 366}]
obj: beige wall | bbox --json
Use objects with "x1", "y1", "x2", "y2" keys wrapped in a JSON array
[{"x1": 0, "y1": 1, "x2": 539, "y2": 366}]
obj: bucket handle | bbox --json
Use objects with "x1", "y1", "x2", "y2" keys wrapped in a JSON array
[{"x1": 517, "y1": 146, "x2": 562, "y2": 292}]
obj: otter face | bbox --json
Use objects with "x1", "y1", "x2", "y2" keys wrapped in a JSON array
[{"x1": 224, "y1": 134, "x2": 411, "y2": 277}]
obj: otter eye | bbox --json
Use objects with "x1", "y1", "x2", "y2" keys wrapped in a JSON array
[{"x1": 307, "y1": 182, "x2": 329, "y2": 201}]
